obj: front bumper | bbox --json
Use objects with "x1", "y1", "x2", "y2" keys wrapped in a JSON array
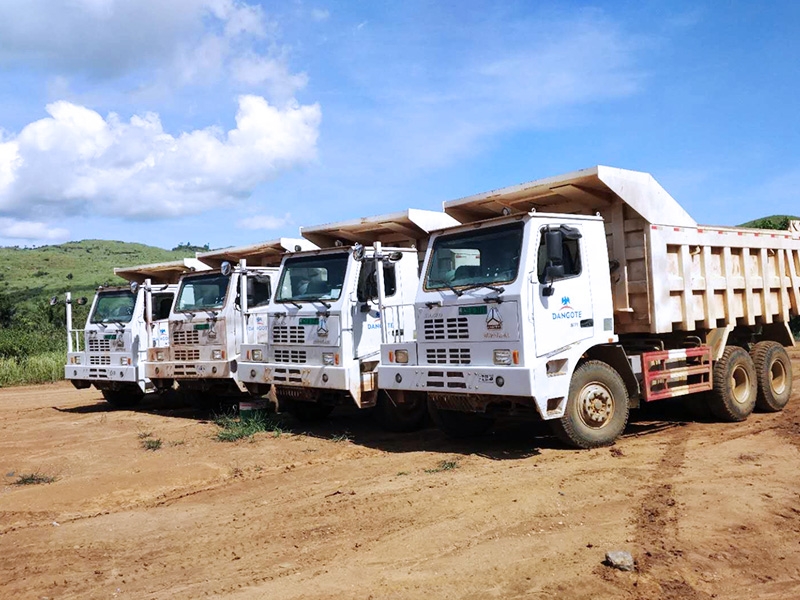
[
  {"x1": 146, "y1": 360, "x2": 235, "y2": 380},
  {"x1": 64, "y1": 364, "x2": 139, "y2": 384},
  {"x1": 377, "y1": 364, "x2": 534, "y2": 398},
  {"x1": 239, "y1": 361, "x2": 350, "y2": 390}
]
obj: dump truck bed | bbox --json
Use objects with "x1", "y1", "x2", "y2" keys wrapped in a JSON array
[{"x1": 443, "y1": 165, "x2": 800, "y2": 335}]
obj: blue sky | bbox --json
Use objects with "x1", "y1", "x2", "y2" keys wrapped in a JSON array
[{"x1": 0, "y1": 0, "x2": 799, "y2": 249}]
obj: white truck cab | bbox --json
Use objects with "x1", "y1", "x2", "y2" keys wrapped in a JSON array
[
  {"x1": 239, "y1": 209, "x2": 458, "y2": 429},
  {"x1": 380, "y1": 166, "x2": 800, "y2": 447},
  {"x1": 146, "y1": 238, "x2": 313, "y2": 403},
  {"x1": 64, "y1": 259, "x2": 207, "y2": 407}
]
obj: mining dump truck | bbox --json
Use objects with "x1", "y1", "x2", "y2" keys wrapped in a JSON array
[
  {"x1": 64, "y1": 258, "x2": 207, "y2": 407},
  {"x1": 379, "y1": 166, "x2": 799, "y2": 447},
  {"x1": 146, "y1": 238, "x2": 314, "y2": 404},
  {"x1": 238, "y1": 209, "x2": 459, "y2": 430}
]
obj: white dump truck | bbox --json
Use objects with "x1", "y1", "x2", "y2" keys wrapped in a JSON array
[
  {"x1": 146, "y1": 239, "x2": 313, "y2": 404},
  {"x1": 239, "y1": 209, "x2": 459, "y2": 429},
  {"x1": 64, "y1": 258, "x2": 207, "y2": 407},
  {"x1": 379, "y1": 166, "x2": 799, "y2": 447}
]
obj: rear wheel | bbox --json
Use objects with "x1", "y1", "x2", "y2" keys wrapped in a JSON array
[
  {"x1": 550, "y1": 360, "x2": 629, "y2": 449},
  {"x1": 750, "y1": 341, "x2": 793, "y2": 412},
  {"x1": 374, "y1": 390, "x2": 428, "y2": 432},
  {"x1": 282, "y1": 400, "x2": 335, "y2": 422},
  {"x1": 707, "y1": 346, "x2": 757, "y2": 422},
  {"x1": 428, "y1": 400, "x2": 494, "y2": 438},
  {"x1": 101, "y1": 387, "x2": 144, "y2": 408}
]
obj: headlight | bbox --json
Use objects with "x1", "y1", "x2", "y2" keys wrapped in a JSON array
[
  {"x1": 120, "y1": 357, "x2": 129, "y2": 366},
  {"x1": 251, "y1": 349, "x2": 263, "y2": 362},
  {"x1": 72, "y1": 355, "x2": 81, "y2": 365},
  {"x1": 493, "y1": 349, "x2": 512, "y2": 365},
  {"x1": 156, "y1": 350, "x2": 165, "y2": 361},
  {"x1": 322, "y1": 352, "x2": 335, "y2": 365},
  {"x1": 395, "y1": 349, "x2": 409, "y2": 364},
  {"x1": 211, "y1": 349, "x2": 223, "y2": 360}
]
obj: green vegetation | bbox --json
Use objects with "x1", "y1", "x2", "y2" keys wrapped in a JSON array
[
  {"x1": 424, "y1": 459, "x2": 460, "y2": 474},
  {"x1": 0, "y1": 239, "x2": 197, "y2": 386},
  {"x1": 214, "y1": 412, "x2": 286, "y2": 442},
  {"x1": 738, "y1": 215, "x2": 799, "y2": 230},
  {"x1": 14, "y1": 471, "x2": 57, "y2": 485},
  {"x1": 141, "y1": 438, "x2": 163, "y2": 451}
]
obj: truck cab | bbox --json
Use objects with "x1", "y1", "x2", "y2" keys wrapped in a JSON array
[
  {"x1": 64, "y1": 259, "x2": 206, "y2": 407},
  {"x1": 239, "y1": 209, "x2": 458, "y2": 429},
  {"x1": 146, "y1": 239, "x2": 313, "y2": 403}
]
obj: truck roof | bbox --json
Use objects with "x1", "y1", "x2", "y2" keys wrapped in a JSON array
[
  {"x1": 195, "y1": 238, "x2": 316, "y2": 268},
  {"x1": 443, "y1": 165, "x2": 697, "y2": 228},
  {"x1": 300, "y1": 209, "x2": 459, "y2": 249},
  {"x1": 114, "y1": 258, "x2": 209, "y2": 284}
]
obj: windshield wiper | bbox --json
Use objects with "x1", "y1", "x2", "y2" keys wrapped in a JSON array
[
  {"x1": 281, "y1": 299, "x2": 302, "y2": 309},
  {"x1": 429, "y1": 279, "x2": 462, "y2": 296},
  {"x1": 460, "y1": 283, "x2": 505, "y2": 295},
  {"x1": 309, "y1": 298, "x2": 331, "y2": 309}
]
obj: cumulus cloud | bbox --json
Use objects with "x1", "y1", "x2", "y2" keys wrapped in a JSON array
[
  {"x1": 236, "y1": 213, "x2": 293, "y2": 230},
  {"x1": 0, "y1": 0, "x2": 301, "y2": 103},
  {"x1": 0, "y1": 96, "x2": 321, "y2": 220},
  {"x1": 0, "y1": 218, "x2": 69, "y2": 242}
]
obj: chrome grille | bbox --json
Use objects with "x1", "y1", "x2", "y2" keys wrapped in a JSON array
[
  {"x1": 174, "y1": 349, "x2": 200, "y2": 361},
  {"x1": 274, "y1": 349, "x2": 307, "y2": 364},
  {"x1": 423, "y1": 317, "x2": 469, "y2": 341},
  {"x1": 272, "y1": 325, "x2": 305, "y2": 344},
  {"x1": 172, "y1": 330, "x2": 200, "y2": 345},
  {"x1": 88, "y1": 339, "x2": 111, "y2": 352},
  {"x1": 426, "y1": 348, "x2": 471, "y2": 364},
  {"x1": 89, "y1": 355, "x2": 111, "y2": 365}
]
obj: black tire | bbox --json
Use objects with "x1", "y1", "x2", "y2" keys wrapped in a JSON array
[
  {"x1": 427, "y1": 399, "x2": 494, "y2": 438},
  {"x1": 707, "y1": 346, "x2": 757, "y2": 422},
  {"x1": 751, "y1": 341, "x2": 793, "y2": 412},
  {"x1": 282, "y1": 400, "x2": 334, "y2": 422},
  {"x1": 374, "y1": 390, "x2": 428, "y2": 432},
  {"x1": 101, "y1": 387, "x2": 144, "y2": 408},
  {"x1": 550, "y1": 360, "x2": 629, "y2": 449}
]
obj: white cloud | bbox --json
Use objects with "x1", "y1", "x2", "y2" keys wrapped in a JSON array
[
  {"x1": 311, "y1": 8, "x2": 330, "y2": 22},
  {"x1": 237, "y1": 213, "x2": 293, "y2": 230},
  {"x1": 0, "y1": 218, "x2": 69, "y2": 241},
  {"x1": 0, "y1": 96, "x2": 321, "y2": 220},
  {"x1": 230, "y1": 54, "x2": 309, "y2": 101}
]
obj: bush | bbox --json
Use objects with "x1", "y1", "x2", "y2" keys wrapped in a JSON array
[
  {"x1": 0, "y1": 351, "x2": 63, "y2": 386},
  {"x1": 0, "y1": 326, "x2": 65, "y2": 360}
]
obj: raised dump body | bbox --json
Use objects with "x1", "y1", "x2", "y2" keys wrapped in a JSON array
[
  {"x1": 65, "y1": 258, "x2": 207, "y2": 406},
  {"x1": 444, "y1": 165, "x2": 800, "y2": 337},
  {"x1": 146, "y1": 238, "x2": 314, "y2": 400},
  {"x1": 379, "y1": 166, "x2": 799, "y2": 448}
]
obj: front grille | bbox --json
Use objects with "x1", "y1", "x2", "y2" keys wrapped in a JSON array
[
  {"x1": 273, "y1": 367, "x2": 303, "y2": 384},
  {"x1": 426, "y1": 369, "x2": 468, "y2": 389},
  {"x1": 274, "y1": 349, "x2": 307, "y2": 364},
  {"x1": 423, "y1": 317, "x2": 469, "y2": 341},
  {"x1": 426, "y1": 348, "x2": 471, "y2": 364},
  {"x1": 174, "y1": 365, "x2": 198, "y2": 377},
  {"x1": 88, "y1": 339, "x2": 111, "y2": 352},
  {"x1": 89, "y1": 355, "x2": 111, "y2": 365},
  {"x1": 174, "y1": 349, "x2": 200, "y2": 361},
  {"x1": 272, "y1": 326, "x2": 305, "y2": 344},
  {"x1": 172, "y1": 330, "x2": 200, "y2": 345},
  {"x1": 88, "y1": 368, "x2": 109, "y2": 379}
]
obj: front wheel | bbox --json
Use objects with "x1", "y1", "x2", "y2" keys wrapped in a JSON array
[
  {"x1": 374, "y1": 391, "x2": 428, "y2": 432},
  {"x1": 550, "y1": 360, "x2": 629, "y2": 449},
  {"x1": 101, "y1": 387, "x2": 144, "y2": 408},
  {"x1": 751, "y1": 341, "x2": 793, "y2": 412}
]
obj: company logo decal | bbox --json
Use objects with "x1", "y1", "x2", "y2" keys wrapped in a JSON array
[
  {"x1": 317, "y1": 316, "x2": 329, "y2": 337},
  {"x1": 553, "y1": 295, "x2": 582, "y2": 320},
  {"x1": 486, "y1": 306, "x2": 503, "y2": 330}
]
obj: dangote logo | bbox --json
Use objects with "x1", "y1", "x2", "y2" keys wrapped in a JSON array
[
  {"x1": 317, "y1": 317, "x2": 329, "y2": 337},
  {"x1": 553, "y1": 295, "x2": 582, "y2": 320}
]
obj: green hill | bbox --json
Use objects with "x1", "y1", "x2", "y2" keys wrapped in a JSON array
[{"x1": 738, "y1": 215, "x2": 799, "y2": 230}]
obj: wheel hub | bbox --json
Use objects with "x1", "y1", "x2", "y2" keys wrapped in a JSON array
[{"x1": 578, "y1": 383, "x2": 614, "y2": 429}]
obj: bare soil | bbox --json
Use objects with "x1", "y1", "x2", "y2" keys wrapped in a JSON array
[{"x1": 2, "y1": 352, "x2": 800, "y2": 599}]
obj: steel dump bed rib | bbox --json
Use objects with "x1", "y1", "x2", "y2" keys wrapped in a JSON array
[{"x1": 114, "y1": 258, "x2": 209, "y2": 284}]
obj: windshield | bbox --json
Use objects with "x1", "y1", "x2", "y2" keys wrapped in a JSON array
[
  {"x1": 90, "y1": 290, "x2": 137, "y2": 324},
  {"x1": 175, "y1": 273, "x2": 230, "y2": 312},
  {"x1": 276, "y1": 253, "x2": 349, "y2": 302},
  {"x1": 425, "y1": 222, "x2": 524, "y2": 290}
]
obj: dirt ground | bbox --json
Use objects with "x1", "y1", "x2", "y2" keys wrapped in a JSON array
[{"x1": 2, "y1": 353, "x2": 800, "y2": 600}]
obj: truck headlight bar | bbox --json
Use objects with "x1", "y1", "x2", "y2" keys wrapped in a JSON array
[
  {"x1": 394, "y1": 349, "x2": 409, "y2": 364},
  {"x1": 251, "y1": 349, "x2": 263, "y2": 362},
  {"x1": 493, "y1": 349, "x2": 512, "y2": 365},
  {"x1": 322, "y1": 352, "x2": 335, "y2": 365}
]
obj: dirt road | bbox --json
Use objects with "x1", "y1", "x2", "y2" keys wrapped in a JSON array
[{"x1": 2, "y1": 353, "x2": 800, "y2": 600}]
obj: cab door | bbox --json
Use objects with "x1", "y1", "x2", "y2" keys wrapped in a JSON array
[{"x1": 531, "y1": 224, "x2": 594, "y2": 357}]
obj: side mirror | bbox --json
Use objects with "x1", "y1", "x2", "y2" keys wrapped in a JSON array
[
  {"x1": 388, "y1": 251, "x2": 403, "y2": 262},
  {"x1": 130, "y1": 281, "x2": 139, "y2": 294},
  {"x1": 359, "y1": 303, "x2": 371, "y2": 313},
  {"x1": 353, "y1": 243, "x2": 365, "y2": 262},
  {"x1": 77, "y1": 297, "x2": 88, "y2": 306},
  {"x1": 220, "y1": 261, "x2": 233, "y2": 277},
  {"x1": 49, "y1": 296, "x2": 59, "y2": 306}
]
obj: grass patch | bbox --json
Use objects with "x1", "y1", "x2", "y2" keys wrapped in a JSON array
[
  {"x1": 330, "y1": 432, "x2": 352, "y2": 443},
  {"x1": 424, "y1": 460, "x2": 460, "y2": 474},
  {"x1": 141, "y1": 438, "x2": 163, "y2": 451},
  {"x1": 214, "y1": 412, "x2": 285, "y2": 442},
  {"x1": 137, "y1": 431, "x2": 153, "y2": 439},
  {"x1": 14, "y1": 472, "x2": 57, "y2": 485},
  {"x1": 0, "y1": 351, "x2": 63, "y2": 386}
]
